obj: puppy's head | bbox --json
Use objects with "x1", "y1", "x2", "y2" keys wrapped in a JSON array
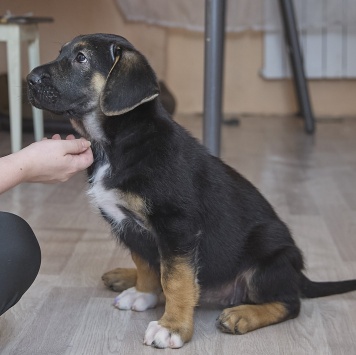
[{"x1": 27, "y1": 33, "x2": 159, "y2": 118}]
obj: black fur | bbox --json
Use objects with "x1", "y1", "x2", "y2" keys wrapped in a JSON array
[{"x1": 27, "y1": 33, "x2": 356, "y2": 330}]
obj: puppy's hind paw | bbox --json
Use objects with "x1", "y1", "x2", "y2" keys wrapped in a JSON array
[
  {"x1": 114, "y1": 287, "x2": 158, "y2": 311},
  {"x1": 102, "y1": 268, "x2": 137, "y2": 292}
]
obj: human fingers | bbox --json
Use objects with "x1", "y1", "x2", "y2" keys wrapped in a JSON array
[
  {"x1": 62, "y1": 138, "x2": 91, "y2": 155},
  {"x1": 75, "y1": 146, "x2": 94, "y2": 169},
  {"x1": 66, "y1": 134, "x2": 76, "y2": 140},
  {"x1": 66, "y1": 146, "x2": 94, "y2": 174},
  {"x1": 52, "y1": 134, "x2": 61, "y2": 140}
]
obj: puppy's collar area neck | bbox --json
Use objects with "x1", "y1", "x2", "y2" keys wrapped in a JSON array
[{"x1": 80, "y1": 111, "x2": 108, "y2": 144}]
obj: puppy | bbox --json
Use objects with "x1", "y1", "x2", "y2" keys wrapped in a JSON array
[{"x1": 27, "y1": 33, "x2": 356, "y2": 349}]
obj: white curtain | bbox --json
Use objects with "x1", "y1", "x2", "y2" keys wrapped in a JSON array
[{"x1": 115, "y1": 0, "x2": 356, "y2": 33}]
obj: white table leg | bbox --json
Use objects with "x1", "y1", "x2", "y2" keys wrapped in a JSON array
[
  {"x1": 6, "y1": 26, "x2": 22, "y2": 152},
  {"x1": 28, "y1": 32, "x2": 44, "y2": 141}
]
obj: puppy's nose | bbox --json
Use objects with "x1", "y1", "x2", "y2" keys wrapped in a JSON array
[{"x1": 27, "y1": 71, "x2": 49, "y2": 86}]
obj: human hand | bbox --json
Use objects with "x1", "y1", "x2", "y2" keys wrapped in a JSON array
[{"x1": 16, "y1": 134, "x2": 93, "y2": 184}]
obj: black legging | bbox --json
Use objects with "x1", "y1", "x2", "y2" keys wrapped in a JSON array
[{"x1": 0, "y1": 212, "x2": 41, "y2": 316}]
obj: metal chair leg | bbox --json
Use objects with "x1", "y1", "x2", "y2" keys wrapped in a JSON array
[
  {"x1": 279, "y1": 0, "x2": 316, "y2": 134},
  {"x1": 203, "y1": 0, "x2": 227, "y2": 157}
]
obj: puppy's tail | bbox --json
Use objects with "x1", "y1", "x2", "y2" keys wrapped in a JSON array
[{"x1": 300, "y1": 273, "x2": 356, "y2": 298}]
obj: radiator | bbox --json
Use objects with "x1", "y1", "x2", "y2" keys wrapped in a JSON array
[{"x1": 262, "y1": 0, "x2": 356, "y2": 79}]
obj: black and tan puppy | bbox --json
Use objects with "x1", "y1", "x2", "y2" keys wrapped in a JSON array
[{"x1": 27, "y1": 33, "x2": 356, "y2": 349}]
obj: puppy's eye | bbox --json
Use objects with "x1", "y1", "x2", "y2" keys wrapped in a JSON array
[{"x1": 75, "y1": 52, "x2": 87, "y2": 63}]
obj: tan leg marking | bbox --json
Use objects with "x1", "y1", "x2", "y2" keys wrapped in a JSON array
[
  {"x1": 131, "y1": 252, "x2": 161, "y2": 294},
  {"x1": 218, "y1": 302, "x2": 288, "y2": 334},
  {"x1": 102, "y1": 268, "x2": 137, "y2": 292},
  {"x1": 102, "y1": 253, "x2": 160, "y2": 294},
  {"x1": 158, "y1": 257, "x2": 200, "y2": 343}
]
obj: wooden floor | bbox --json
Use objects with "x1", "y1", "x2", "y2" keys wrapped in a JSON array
[{"x1": 1, "y1": 115, "x2": 356, "y2": 354}]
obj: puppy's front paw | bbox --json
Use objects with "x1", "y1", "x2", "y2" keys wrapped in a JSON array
[
  {"x1": 114, "y1": 287, "x2": 158, "y2": 311},
  {"x1": 144, "y1": 321, "x2": 184, "y2": 349}
]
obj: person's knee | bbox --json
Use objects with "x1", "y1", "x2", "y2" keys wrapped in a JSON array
[
  {"x1": 0, "y1": 212, "x2": 41, "y2": 283},
  {"x1": 0, "y1": 212, "x2": 41, "y2": 315}
]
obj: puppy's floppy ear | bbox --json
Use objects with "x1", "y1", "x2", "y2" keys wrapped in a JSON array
[{"x1": 100, "y1": 44, "x2": 160, "y2": 116}]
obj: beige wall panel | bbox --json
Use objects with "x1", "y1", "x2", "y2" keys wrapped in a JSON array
[
  {"x1": 166, "y1": 30, "x2": 356, "y2": 117},
  {"x1": 0, "y1": 1, "x2": 355, "y2": 117},
  {"x1": 0, "y1": 0, "x2": 166, "y2": 78}
]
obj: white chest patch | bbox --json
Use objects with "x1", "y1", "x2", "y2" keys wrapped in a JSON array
[
  {"x1": 83, "y1": 111, "x2": 107, "y2": 143},
  {"x1": 87, "y1": 163, "x2": 127, "y2": 229}
]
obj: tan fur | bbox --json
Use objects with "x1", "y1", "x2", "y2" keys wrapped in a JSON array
[
  {"x1": 69, "y1": 118, "x2": 88, "y2": 139},
  {"x1": 91, "y1": 72, "x2": 106, "y2": 94},
  {"x1": 242, "y1": 268, "x2": 259, "y2": 302},
  {"x1": 218, "y1": 302, "x2": 288, "y2": 334},
  {"x1": 121, "y1": 192, "x2": 151, "y2": 229},
  {"x1": 102, "y1": 253, "x2": 160, "y2": 294},
  {"x1": 108, "y1": 55, "x2": 120, "y2": 76},
  {"x1": 101, "y1": 268, "x2": 137, "y2": 292},
  {"x1": 73, "y1": 41, "x2": 88, "y2": 50},
  {"x1": 158, "y1": 257, "x2": 200, "y2": 342},
  {"x1": 131, "y1": 253, "x2": 161, "y2": 294}
]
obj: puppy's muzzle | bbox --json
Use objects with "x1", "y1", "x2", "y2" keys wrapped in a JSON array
[
  {"x1": 27, "y1": 71, "x2": 50, "y2": 87},
  {"x1": 27, "y1": 71, "x2": 59, "y2": 108}
]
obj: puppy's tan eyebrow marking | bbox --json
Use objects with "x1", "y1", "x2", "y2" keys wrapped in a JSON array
[{"x1": 73, "y1": 41, "x2": 89, "y2": 50}]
